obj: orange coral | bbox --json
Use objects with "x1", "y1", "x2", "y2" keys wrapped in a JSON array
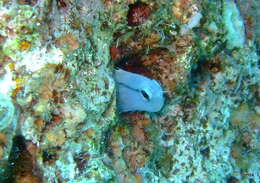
[{"x1": 19, "y1": 40, "x2": 31, "y2": 51}]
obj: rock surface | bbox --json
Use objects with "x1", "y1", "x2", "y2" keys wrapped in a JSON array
[{"x1": 0, "y1": 0, "x2": 259, "y2": 182}]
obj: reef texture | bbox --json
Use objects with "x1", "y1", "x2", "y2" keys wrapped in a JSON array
[{"x1": 0, "y1": 0, "x2": 259, "y2": 182}]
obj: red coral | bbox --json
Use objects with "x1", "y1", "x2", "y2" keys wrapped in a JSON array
[{"x1": 127, "y1": 2, "x2": 151, "y2": 26}]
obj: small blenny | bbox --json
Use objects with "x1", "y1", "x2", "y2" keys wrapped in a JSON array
[{"x1": 115, "y1": 69, "x2": 164, "y2": 112}]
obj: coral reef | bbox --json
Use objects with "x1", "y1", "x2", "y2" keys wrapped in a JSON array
[{"x1": 0, "y1": 0, "x2": 259, "y2": 182}]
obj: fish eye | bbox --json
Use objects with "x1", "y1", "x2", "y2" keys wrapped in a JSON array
[{"x1": 141, "y1": 90, "x2": 150, "y2": 100}]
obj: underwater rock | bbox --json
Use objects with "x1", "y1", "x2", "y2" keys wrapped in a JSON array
[{"x1": 0, "y1": 0, "x2": 259, "y2": 182}]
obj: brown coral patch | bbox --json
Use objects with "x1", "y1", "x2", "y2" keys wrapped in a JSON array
[
  {"x1": 175, "y1": 35, "x2": 193, "y2": 51},
  {"x1": 132, "y1": 120, "x2": 148, "y2": 143},
  {"x1": 141, "y1": 49, "x2": 188, "y2": 96},
  {"x1": 123, "y1": 112, "x2": 151, "y2": 143},
  {"x1": 108, "y1": 119, "x2": 154, "y2": 175},
  {"x1": 127, "y1": 2, "x2": 151, "y2": 26},
  {"x1": 110, "y1": 30, "x2": 161, "y2": 63},
  {"x1": 55, "y1": 33, "x2": 80, "y2": 53},
  {"x1": 123, "y1": 146, "x2": 148, "y2": 171},
  {"x1": 37, "y1": 64, "x2": 70, "y2": 101}
]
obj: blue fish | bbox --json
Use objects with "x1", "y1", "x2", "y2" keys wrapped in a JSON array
[{"x1": 115, "y1": 69, "x2": 165, "y2": 112}]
